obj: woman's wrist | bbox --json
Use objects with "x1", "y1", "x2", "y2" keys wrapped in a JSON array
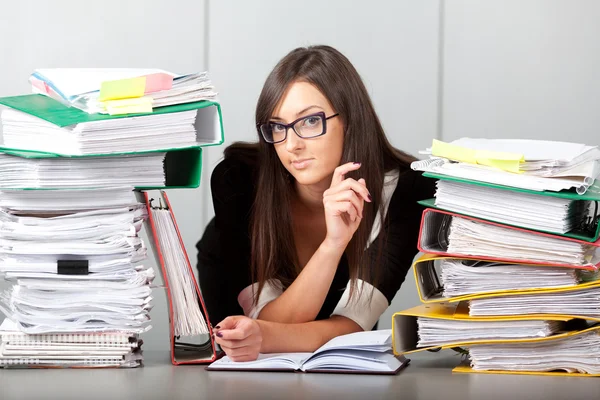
[{"x1": 319, "y1": 238, "x2": 349, "y2": 254}]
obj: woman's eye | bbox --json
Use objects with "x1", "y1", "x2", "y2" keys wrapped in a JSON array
[
  {"x1": 304, "y1": 117, "x2": 320, "y2": 126},
  {"x1": 271, "y1": 124, "x2": 286, "y2": 133}
]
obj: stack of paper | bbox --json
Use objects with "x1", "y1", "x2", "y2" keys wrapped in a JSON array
[
  {"x1": 0, "y1": 187, "x2": 151, "y2": 368},
  {"x1": 439, "y1": 259, "x2": 582, "y2": 297},
  {"x1": 469, "y1": 287, "x2": 600, "y2": 318},
  {"x1": 434, "y1": 180, "x2": 590, "y2": 234},
  {"x1": 0, "y1": 152, "x2": 166, "y2": 188},
  {"x1": 1, "y1": 108, "x2": 198, "y2": 155},
  {"x1": 392, "y1": 137, "x2": 600, "y2": 377},
  {"x1": 446, "y1": 215, "x2": 597, "y2": 266},
  {"x1": 468, "y1": 330, "x2": 600, "y2": 374},
  {"x1": 0, "y1": 186, "x2": 139, "y2": 212},
  {"x1": 148, "y1": 204, "x2": 209, "y2": 336},
  {"x1": 0, "y1": 318, "x2": 143, "y2": 368},
  {"x1": 30, "y1": 69, "x2": 217, "y2": 114},
  {"x1": 412, "y1": 138, "x2": 600, "y2": 194},
  {"x1": 417, "y1": 318, "x2": 564, "y2": 347}
]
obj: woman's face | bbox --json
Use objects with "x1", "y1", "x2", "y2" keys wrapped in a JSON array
[{"x1": 271, "y1": 81, "x2": 344, "y2": 189}]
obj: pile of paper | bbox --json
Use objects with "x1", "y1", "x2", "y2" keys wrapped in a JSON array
[
  {"x1": 393, "y1": 137, "x2": 600, "y2": 377},
  {"x1": 0, "y1": 319, "x2": 144, "y2": 368},
  {"x1": 469, "y1": 287, "x2": 600, "y2": 318},
  {"x1": 0, "y1": 187, "x2": 151, "y2": 368},
  {"x1": 468, "y1": 330, "x2": 600, "y2": 374},
  {"x1": 446, "y1": 215, "x2": 597, "y2": 266},
  {"x1": 1, "y1": 108, "x2": 198, "y2": 155},
  {"x1": 30, "y1": 68, "x2": 218, "y2": 115},
  {"x1": 149, "y1": 205, "x2": 209, "y2": 336},
  {"x1": 417, "y1": 318, "x2": 564, "y2": 347},
  {"x1": 0, "y1": 152, "x2": 166, "y2": 188},
  {"x1": 439, "y1": 259, "x2": 582, "y2": 297},
  {"x1": 434, "y1": 180, "x2": 589, "y2": 234},
  {"x1": 413, "y1": 138, "x2": 600, "y2": 194}
]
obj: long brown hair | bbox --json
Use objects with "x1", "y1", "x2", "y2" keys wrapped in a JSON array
[{"x1": 226, "y1": 45, "x2": 417, "y2": 304}]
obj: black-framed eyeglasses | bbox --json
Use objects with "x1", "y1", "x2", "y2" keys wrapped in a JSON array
[{"x1": 257, "y1": 112, "x2": 340, "y2": 144}]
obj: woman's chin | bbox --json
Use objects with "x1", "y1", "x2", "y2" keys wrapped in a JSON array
[{"x1": 291, "y1": 171, "x2": 329, "y2": 187}]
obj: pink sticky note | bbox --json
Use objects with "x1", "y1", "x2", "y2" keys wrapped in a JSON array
[{"x1": 144, "y1": 73, "x2": 173, "y2": 94}]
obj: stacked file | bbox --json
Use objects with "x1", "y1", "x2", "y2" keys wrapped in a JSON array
[
  {"x1": 413, "y1": 138, "x2": 600, "y2": 194},
  {"x1": 30, "y1": 69, "x2": 217, "y2": 114},
  {"x1": 0, "y1": 68, "x2": 225, "y2": 368},
  {"x1": 0, "y1": 187, "x2": 151, "y2": 368},
  {"x1": 392, "y1": 137, "x2": 600, "y2": 377},
  {"x1": 0, "y1": 152, "x2": 167, "y2": 188},
  {"x1": 0, "y1": 319, "x2": 144, "y2": 368}
]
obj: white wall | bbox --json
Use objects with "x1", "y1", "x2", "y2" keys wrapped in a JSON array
[
  {"x1": 1, "y1": 0, "x2": 600, "y2": 351},
  {"x1": 442, "y1": 0, "x2": 600, "y2": 145}
]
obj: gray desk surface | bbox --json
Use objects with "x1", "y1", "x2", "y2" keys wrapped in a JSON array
[{"x1": 1, "y1": 351, "x2": 599, "y2": 400}]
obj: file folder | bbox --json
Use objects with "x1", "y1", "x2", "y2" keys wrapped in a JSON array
[
  {"x1": 412, "y1": 254, "x2": 600, "y2": 303},
  {"x1": 452, "y1": 364, "x2": 600, "y2": 378},
  {"x1": 391, "y1": 302, "x2": 595, "y2": 356},
  {"x1": 140, "y1": 190, "x2": 218, "y2": 365},
  {"x1": 0, "y1": 94, "x2": 224, "y2": 147},
  {"x1": 420, "y1": 172, "x2": 600, "y2": 242},
  {"x1": 418, "y1": 208, "x2": 600, "y2": 269},
  {"x1": 0, "y1": 146, "x2": 203, "y2": 189}
]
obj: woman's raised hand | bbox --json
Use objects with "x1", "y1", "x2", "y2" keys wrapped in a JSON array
[{"x1": 322, "y1": 162, "x2": 371, "y2": 249}]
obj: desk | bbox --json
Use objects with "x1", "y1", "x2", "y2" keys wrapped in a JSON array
[{"x1": 0, "y1": 351, "x2": 598, "y2": 400}]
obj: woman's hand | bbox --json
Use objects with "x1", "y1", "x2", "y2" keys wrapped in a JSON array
[
  {"x1": 322, "y1": 162, "x2": 371, "y2": 249},
  {"x1": 213, "y1": 316, "x2": 263, "y2": 362}
]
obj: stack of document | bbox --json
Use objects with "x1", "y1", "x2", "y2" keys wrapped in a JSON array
[
  {"x1": 469, "y1": 287, "x2": 600, "y2": 319},
  {"x1": 439, "y1": 259, "x2": 583, "y2": 297},
  {"x1": 412, "y1": 138, "x2": 600, "y2": 194},
  {"x1": 0, "y1": 152, "x2": 166, "y2": 188},
  {"x1": 0, "y1": 318, "x2": 143, "y2": 368},
  {"x1": 434, "y1": 180, "x2": 590, "y2": 234},
  {"x1": 417, "y1": 318, "x2": 564, "y2": 347},
  {"x1": 392, "y1": 137, "x2": 600, "y2": 376},
  {"x1": 446, "y1": 215, "x2": 597, "y2": 266},
  {"x1": 468, "y1": 329, "x2": 600, "y2": 374},
  {"x1": 0, "y1": 186, "x2": 139, "y2": 212},
  {"x1": 30, "y1": 69, "x2": 217, "y2": 114},
  {"x1": 0, "y1": 187, "x2": 151, "y2": 368},
  {"x1": 148, "y1": 203, "x2": 209, "y2": 336},
  {"x1": 1, "y1": 107, "x2": 198, "y2": 155}
]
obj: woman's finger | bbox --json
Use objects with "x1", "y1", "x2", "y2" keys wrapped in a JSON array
[
  {"x1": 331, "y1": 162, "x2": 362, "y2": 187},
  {"x1": 325, "y1": 178, "x2": 370, "y2": 202},
  {"x1": 324, "y1": 190, "x2": 364, "y2": 219},
  {"x1": 215, "y1": 335, "x2": 262, "y2": 350},
  {"x1": 325, "y1": 200, "x2": 359, "y2": 222}
]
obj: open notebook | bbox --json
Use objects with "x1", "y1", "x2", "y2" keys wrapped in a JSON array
[{"x1": 207, "y1": 329, "x2": 408, "y2": 375}]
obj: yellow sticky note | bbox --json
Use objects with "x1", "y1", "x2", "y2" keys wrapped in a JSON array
[
  {"x1": 431, "y1": 139, "x2": 525, "y2": 173},
  {"x1": 474, "y1": 150, "x2": 525, "y2": 173},
  {"x1": 104, "y1": 96, "x2": 153, "y2": 115},
  {"x1": 431, "y1": 139, "x2": 477, "y2": 163},
  {"x1": 99, "y1": 76, "x2": 146, "y2": 101}
]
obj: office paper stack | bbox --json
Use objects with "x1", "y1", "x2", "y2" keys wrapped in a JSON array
[
  {"x1": 0, "y1": 187, "x2": 151, "y2": 368},
  {"x1": 392, "y1": 138, "x2": 600, "y2": 377},
  {"x1": 0, "y1": 68, "x2": 224, "y2": 368}
]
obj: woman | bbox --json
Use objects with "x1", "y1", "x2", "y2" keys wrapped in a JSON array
[{"x1": 196, "y1": 45, "x2": 435, "y2": 361}]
